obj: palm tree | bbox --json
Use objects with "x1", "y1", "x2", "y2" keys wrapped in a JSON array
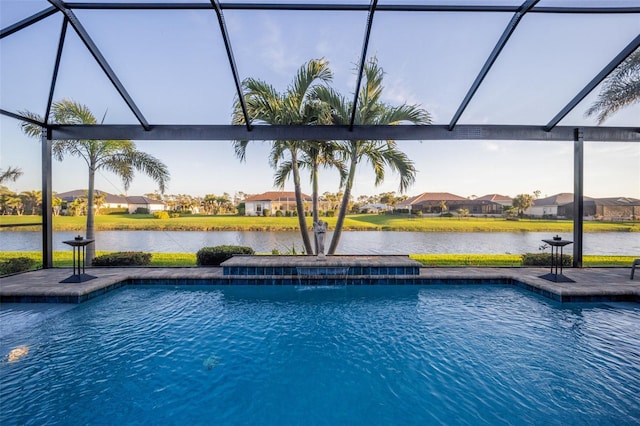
[
  {"x1": 314, "y1": 57, "x2": 432, "y2": 254},
  {"x1": 273, "y1": 141, "x2": 347, "y2": 253},
  {"x1": 93, "y1": 191, "x2": 106, "y2": 215},
  {"x1": 232, "y1": 59, "x2": 333, "y2": 255},
  {"x1": 585, "y1": 48, "x2": 640, "y2": 123},
  {"x1": 0, "y1": 166, "x2": 23, "y2": 184},
  {"x1": 20, "y1": 98, "x2": 170, "y2": 263},
  {"x1": 20, "y1": 190, "x2": 42, "y2": 215}
]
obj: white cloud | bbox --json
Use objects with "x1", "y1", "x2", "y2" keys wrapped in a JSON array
[{"x1": 258, "y1": 18, "x2": 300, "y2": 77}]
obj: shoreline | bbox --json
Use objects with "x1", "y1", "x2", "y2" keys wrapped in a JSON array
[{"x1": 0, "y1": 214, "x2": 638, "y2": 233}]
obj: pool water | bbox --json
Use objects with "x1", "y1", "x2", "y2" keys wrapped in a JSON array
[{"x1": 1, "y1": 285, "x2": 639, "y2": 425}]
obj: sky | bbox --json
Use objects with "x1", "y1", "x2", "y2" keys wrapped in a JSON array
[{"x1": 1, "y1": 0, "x2": 639, "y2": 201}]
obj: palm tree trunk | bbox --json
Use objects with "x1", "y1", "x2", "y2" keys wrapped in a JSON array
[
  {"x1": 311, "y1": 158, "x2": 319, "y2": 255},
  {"x1": 86, "y1": 165, "x2": 96, "y2": 264},
  {"x1": 292, "y1": 156, "x2": 313, "y2": 254},
  {"x1": 328, "y1": 154, "x2": 357, "y2": 255}
]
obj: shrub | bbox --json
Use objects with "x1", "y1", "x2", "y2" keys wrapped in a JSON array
[
  {"x1": 134, "y1": 207, "x2": 149, "y2": 214},
  {"x1": 92, "y1": 252, "x2": 152, "y2": 267},
  {"x1": 153, "y1": 211, "x2": 170, "y2": 219},
  {"x1": 275, "y1": 210, "x2": 284, "y2": 217},
  {"x1": 0, "y1": 257, "x2": 36, "y2": 276},
  {"x1": 325, "y1": 210, "x2": 335, "y2": 217},
  {"x1": 263, "y1": 209, "x2": 271, "y2": 217},
  {"x1": 169, "y1": 213, "x2": 180, "y2": 218},
  {"x1": 101, "y1": 208, "x2": 129, "y2": 215},
  {"x1": 196, "y1": 245, "x2": 255, "y2": 266},
  {"x1": 522, "y1": 252, "x2": 572, "y2": 267}
]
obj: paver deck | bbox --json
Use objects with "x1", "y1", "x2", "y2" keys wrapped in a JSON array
[{"x1": 1, "y1": 259, "x2": 639, "y2": 304}]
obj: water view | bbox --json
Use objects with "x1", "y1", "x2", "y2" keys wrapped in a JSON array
[{"x1": 2, "y1": 230, "x2": 638, "y2": 255}]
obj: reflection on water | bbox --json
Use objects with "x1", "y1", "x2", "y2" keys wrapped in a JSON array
[{"x1": 2, "y1": 230, "x2": 638, "y2": 255}]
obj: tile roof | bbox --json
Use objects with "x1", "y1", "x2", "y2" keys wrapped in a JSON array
[
  {"x1": 400, "y1": 192, "x2": 467, "y2": 206},
  {"x1": 533, "y1": 193, "x2": 593, "y2": 206},
  {"x1": 475, "y1": 194, "x2": 512, "y2": 202},
  {"x1": 244, "y1": 191, "x2": 311, "y2": 202}
]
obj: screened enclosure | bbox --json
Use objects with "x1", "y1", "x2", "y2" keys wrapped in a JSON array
[{"x1": 1, "y1": 1, "x2": 639, "y2": 266}]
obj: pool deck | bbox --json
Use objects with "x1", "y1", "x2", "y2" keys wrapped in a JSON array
[{"x1": 1, "y1": 256, "x2": 639, "y2": 304}]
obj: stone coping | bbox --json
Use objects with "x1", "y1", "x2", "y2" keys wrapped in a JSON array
[
  {"x1": 1, "y1": 263, "x2": 639, "y2": 304},
  {"x1": 222, "y1": 255, "x2": 422, "y2": 267}
]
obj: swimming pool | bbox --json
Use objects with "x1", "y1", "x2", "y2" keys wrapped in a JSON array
[{"x1": 2, "y1": 285, "x2": 639, "y2": 425}]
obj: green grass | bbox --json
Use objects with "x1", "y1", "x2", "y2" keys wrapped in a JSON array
[
  {"x1": 1, "y1": 214, "x2": 638, "y2": 232},
  {"x1": 1, "y1": 251, "x2": 636, "y2": 269}
]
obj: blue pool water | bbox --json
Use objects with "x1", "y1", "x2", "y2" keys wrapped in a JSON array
[{"x1": 1, "y1": 285, "x2": 639, "y2": 425}]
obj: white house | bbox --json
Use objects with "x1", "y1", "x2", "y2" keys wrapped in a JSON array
[
  {"x1": 125, "y1": 196, "x2": 166, "y2": 213},
  {"x1": 56, "y1": 190, "x2": 166, "y2": 213},
  {"x1": 244, "y1": 191, "x2": 311, "y2": 216},
  {"x1": 359, "y1": 203, "x2": 392, "y2": 213}
]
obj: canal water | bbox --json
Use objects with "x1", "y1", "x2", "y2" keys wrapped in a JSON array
[{"x1": 2, "y1": 230, "x2": 638, "y2": 255}]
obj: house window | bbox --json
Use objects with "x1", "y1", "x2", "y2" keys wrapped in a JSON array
[{"x1": 256, "y1": 204, "x2": 262, "y2": 214}]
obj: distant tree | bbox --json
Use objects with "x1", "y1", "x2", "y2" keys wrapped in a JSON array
[
  {"x1": 585, "y1": 48, "x2": 640, "y2": 124},
  {"x1": 512, "y1": 193, "x2": 535, "y2": 217},
  {"x1": 93, "y1": 191, "x2": 106, "y2": 215},
  {"x1": 456, "y1": 208, "x2": 469, "y2": 218},
  {"x1": 0, "y1": 167, "x2": 23, "y2": 184},
  {"x1": 503, "y1": 205, "x2": 517, "y2": 218},
  {"x1": 19, "y1": 190, "x2": 41, "y2": 215},
  {"x1": 144, "y1": 192, "x2": 163, "y2": 201},
  {"x1": 20, "y1": 99, "x2": 170, "y2": 263},
  {"x1": 52, "y1": 196, "x2": 62, "y2": 216},
  {"x1": 5, "y1": 194, "x2": 24, "y2": 215},
  {"x1": 533, "y1": 190, "x2": 541, "y2": 199},
  {"x1": 68, "y1": 196, "x2": 87, "y2": 217},
  {"x1": 438, "y1": 200, "x2": 448, "y2": 214}
]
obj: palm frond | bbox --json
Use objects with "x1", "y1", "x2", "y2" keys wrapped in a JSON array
[
  {"x1": 585, "y1": 49, "x2": 640, "y2": 124},
  {"x1": 18, "y1": 110, "x2": 46, "y2": 138}
]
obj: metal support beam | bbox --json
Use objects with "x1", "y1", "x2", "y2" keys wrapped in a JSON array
[
  {"x1": 61, "y1": 3, "x2": 640, "y2": 13},
  {"x1": 0, "y1": 6, "x2": 58, "y2": 39},
  {"x1": 47, "y1": 0, "x2": 150, "y2": 130},
  {"x1": 573, "y1": 128, "x2": 584, "y2": 268},
  {"x1": 0, "y1": 109, "x2": 45, "y2": 127},
  {"x1": 41, "y1": 129, "x2": 53, "y2": 269},
  {"x1": 349, "y1": 0, "x2": 377, "y2": 131},
  {"x1": 48, "y1": 124, "x2": 640, "y2": 142},
  {"x1": 448, "y1": 0, "x2": 539, "y2": 130},
  {"x1": 45, "y1": 18, "x2": 68, "y2": 124},
  {"x1": 210, "y1": 0, "x2": 251, "y2": 131},
  {"x1": 545, "y1": 34, "x2": 640, "y2": 131}
]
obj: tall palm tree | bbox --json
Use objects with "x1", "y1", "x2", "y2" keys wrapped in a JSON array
[
  {"x1": 585, "y1": 48, "x2": 640, "y2": 123},
  {"x1": 314, "y1": 57, "x2": 432, "y2": 254},
  {"x1": 232, "y1": 59, "x2": 333, "y2": 255},
  {"x1": 0, "y1": 166, "x2": 23, "y2": 184},
  {"x1": 20, "y1": 98, "x2": 170, "y2": 263},
  {"x1": 273, "y1": 141, "x2": 347, "y2": 252}
]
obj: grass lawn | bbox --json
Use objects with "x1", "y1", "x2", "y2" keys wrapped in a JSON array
[
  {"x1": 1, "y1": 251, "x2": 636, "y2": 269},
  {"x1": 1, "y1": 214, "x2": 638, "y2": 232}
]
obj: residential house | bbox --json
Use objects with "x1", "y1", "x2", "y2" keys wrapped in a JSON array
[
  {"x1": 396, "y1": 192, "x2": 467, "y2": 214},
  {"x1": 125, "y1": 195, "x2": 166, "y2": 214},
  {"x1": 558, "y1": 197, "x2": 640, "y2": 220},
  {"x1": 244, "y1": 191, "x2": 312, "y2": 216},
  {"x1": 56, "y1": 190, "x2": 166, "y2": 214},
  {"x1": 359, "y1": 203, "x2": 392, "y2": 213},
  {"x1": 396, "y1": 192, "x2": 505, "y2": 215},
  {"x1": 475, "y1": 194, "x2": 513, "y2": 208},
  {"x1": 525, "y1": 193, "x2": 595, "y2": 218}
]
